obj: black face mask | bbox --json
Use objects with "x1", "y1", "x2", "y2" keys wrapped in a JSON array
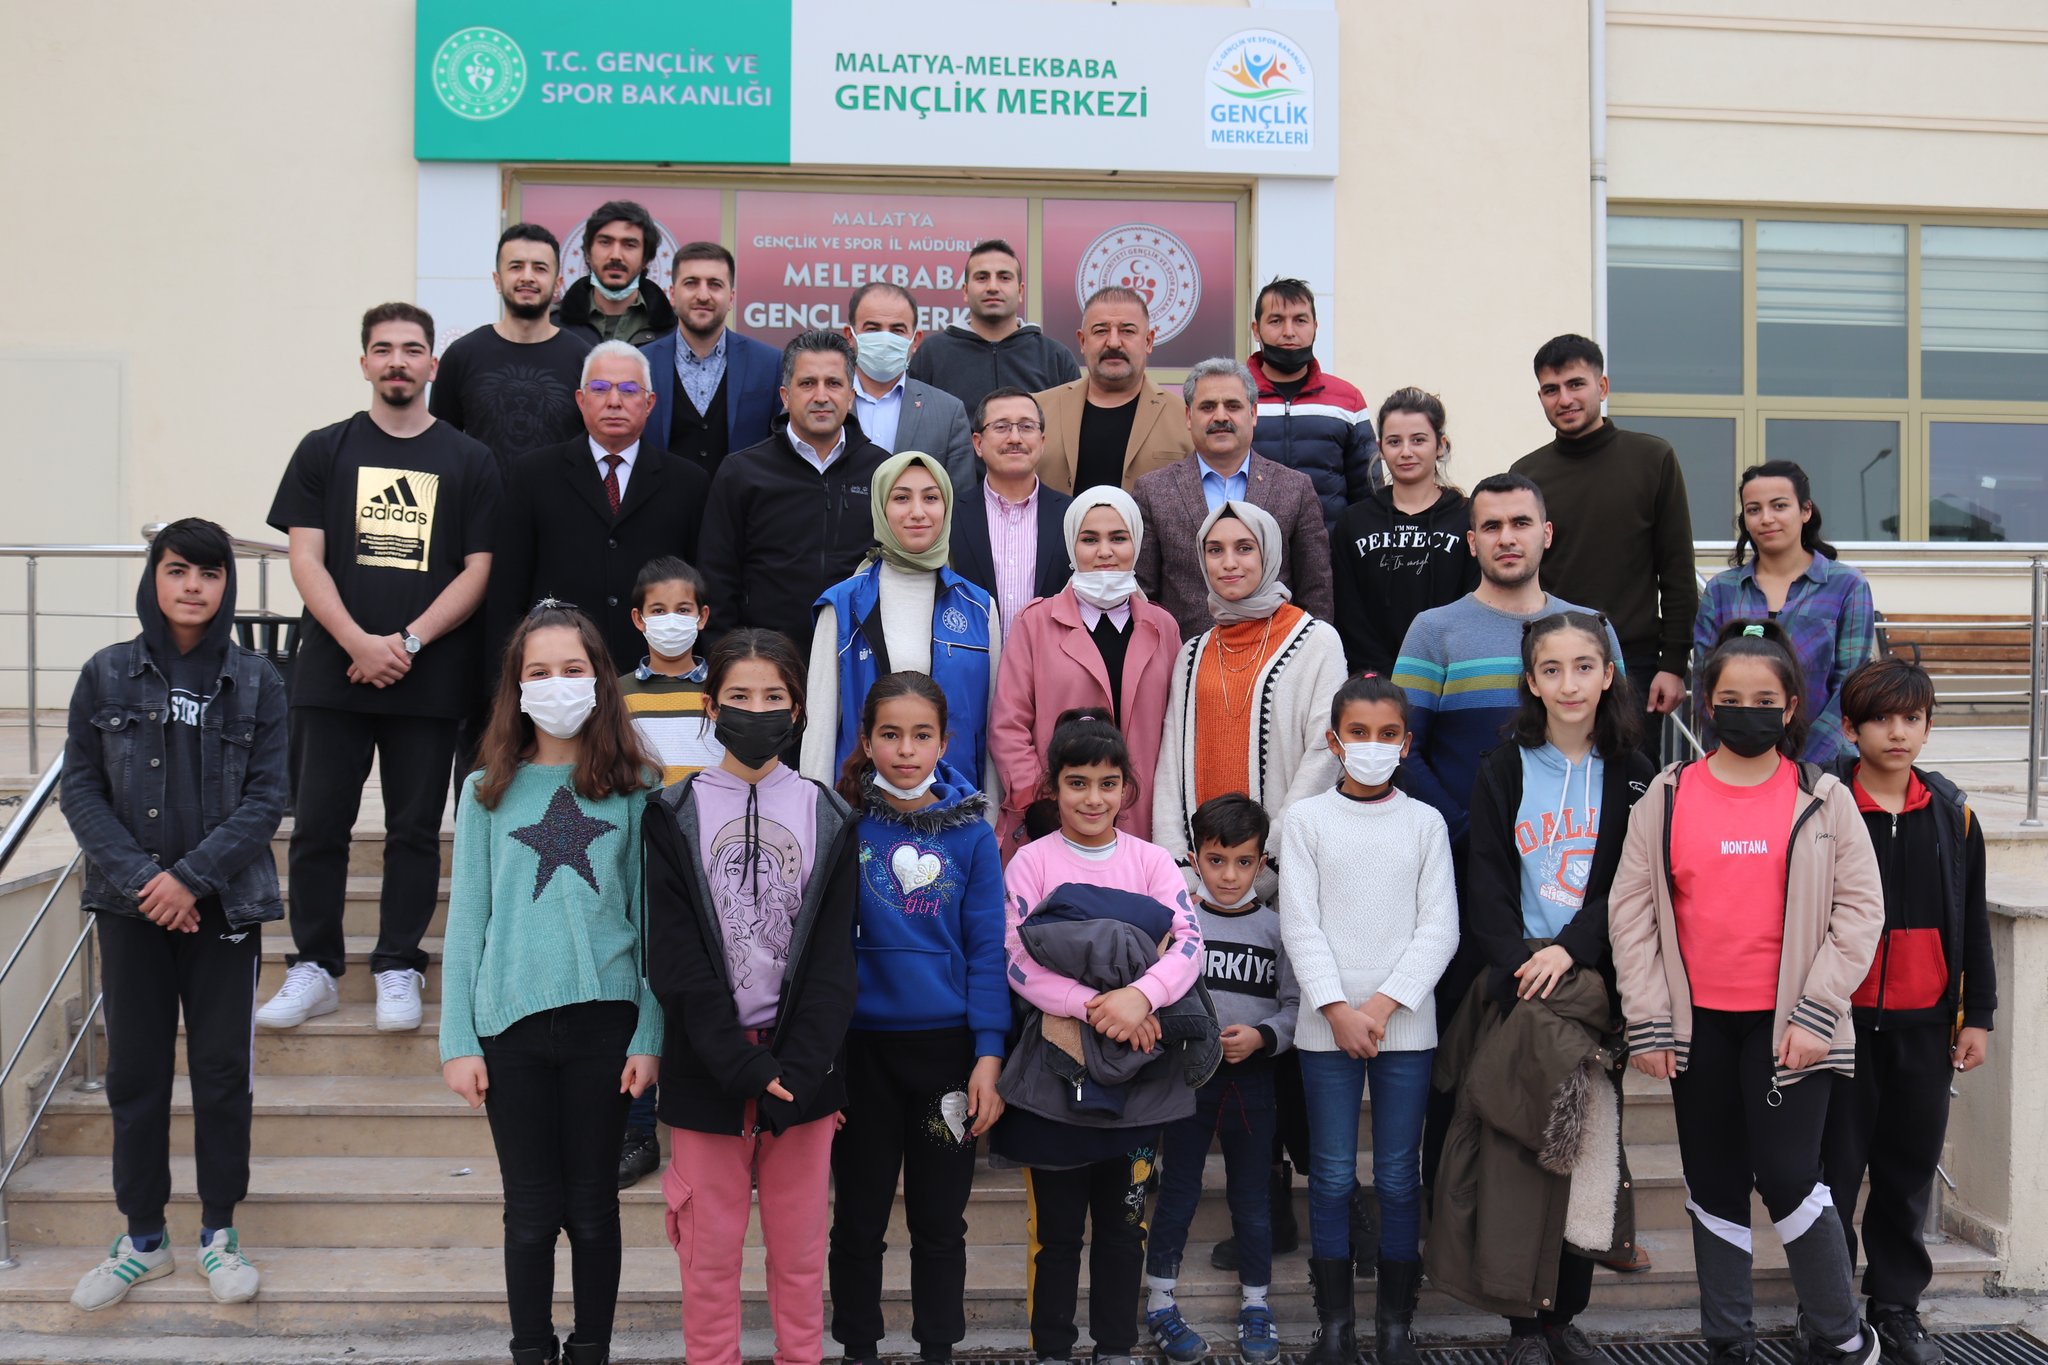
[
  {"x1": 713, "y1": 706, "x2": 796, "y2": 769},
  {"x1": 1713, "y1": 705, "x2": 1786, "y2": 759},
  {"x1": 1261, "y1": 343, "x2": 1315, "y2": 374}
]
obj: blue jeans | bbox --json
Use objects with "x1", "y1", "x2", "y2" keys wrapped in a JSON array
[
  {"x1": 1146, "y1": 1060, "x2": 1277, "y2": 1287},
  {"x1": 626, "y1": 1081, "x2": 658, "y2": 1135},
  {"x1": 1298, "y1": 1047, "x2": 1432, "y2": 1261}
]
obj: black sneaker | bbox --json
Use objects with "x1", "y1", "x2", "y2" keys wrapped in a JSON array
[
  {"x1": 1543, "y1": 1322, "x2": 1612, "y2": 1365},
  {"x1": 617, "y1": 1129, "x2": 660, "y2": 1189},
  {"x1": 1808, "y1": 1326, "x2": 1883, "y2": 1365},
  {"x1": 1506, "y1": 1333, "x2": 1553, "y2": 1365},
  {"x1": 1872, "y1": 1307, "x2": 1945, "y2": 1365}
]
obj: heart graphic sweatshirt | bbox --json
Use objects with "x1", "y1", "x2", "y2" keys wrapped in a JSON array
[{"x1": 848, "y1": 762, "x2": 1011, "y2": 1058}]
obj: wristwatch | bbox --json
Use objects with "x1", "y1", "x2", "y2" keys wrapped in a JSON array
[{"x1": 401, "y1": 629, "x2": 423, "y2": 655}]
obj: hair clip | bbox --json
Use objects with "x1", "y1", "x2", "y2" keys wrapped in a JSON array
[
  {"x1": 528, "y1": 597, "x2": 580, "y2": 616},
  {"x1": 1743, "y1": 623, "x2": 1765, "y2": 638}
]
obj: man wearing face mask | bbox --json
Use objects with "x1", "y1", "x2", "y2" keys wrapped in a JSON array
[
  {"x1": 639, "y1": 241, "x2": 784, "y2": 481},
  {"x1": 486, "y1": 341, "x2": 710, "y2": 679},
  {"x1": 1247, "y1": 278, "x2": 1378, "y2": 535},
  {"x1": 553, "y1": 200, "x2": 677, "y2": 347},
  {"x1": 841, "y1": 282, "x2": 974, "y2": 493}
]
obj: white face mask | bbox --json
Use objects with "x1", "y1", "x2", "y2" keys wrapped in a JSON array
[
  {"x1": 872, "y1": 769, "x2": 938, "y2": 800},
  {"x1": 520, "y1": 676, "x2": 598, "y2": 740},
  {"x1": 1204, "y1": 882, "x2": 1259, "y2": 910},
  {"x1": 1342, "y1": 740, "x2": 1403, "y2": 787},
  {"x1": 1071, "y1": 569, "x2": 1138, "y2": 611},
  {"x1": 591, "y1": 273, "x2": 642, "y2": 303},
  {"x1": 641, "y1": 611, "x2": 699, "y2": 660},
  {"x1": 854, "y1": 331, "x2": 913, "y2": 384}
]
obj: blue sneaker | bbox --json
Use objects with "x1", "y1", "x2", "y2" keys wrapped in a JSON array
[
  {"x1": 1238, "y1": 1302, "x2": 1281, "y2": 1362},
  {"x1": 1147, "y1": 1303, "x2": 1208, "y2": 1362}
]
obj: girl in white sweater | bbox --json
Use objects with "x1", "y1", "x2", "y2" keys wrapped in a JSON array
[{"x1": 1277, "y1": 673, "x2": 1459, "y2": 1365}]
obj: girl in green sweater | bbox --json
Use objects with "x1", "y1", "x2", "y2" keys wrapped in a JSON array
[{"x1": 438, "y1": 602, "x2": 663, "y2": 1365}]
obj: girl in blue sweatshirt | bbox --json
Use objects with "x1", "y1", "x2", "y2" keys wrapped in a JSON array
[{"x1": 827, "y1": 671, "x2": 1008, "y2": 1365}]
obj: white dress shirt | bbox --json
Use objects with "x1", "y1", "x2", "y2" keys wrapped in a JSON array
[{"x1": 589, "y1": 437, "x2": 640, "y2": 499}]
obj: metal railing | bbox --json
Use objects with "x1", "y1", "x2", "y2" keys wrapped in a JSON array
[
  {"x1": 0, "y1": 753, "x2": 96, "y2": 1269},
  {"x1": 0, "y1": 525, "x2": 289, "y2": 772}
]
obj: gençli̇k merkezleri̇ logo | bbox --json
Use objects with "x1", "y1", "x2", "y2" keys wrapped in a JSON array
[{"x1": 1204, "y1": 29, "x2": 1313, "y2": 150}]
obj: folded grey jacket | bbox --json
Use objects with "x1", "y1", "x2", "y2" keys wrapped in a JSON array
[{"x1": 998, "y1": 886, "x2": 1221, "y2": 1128}]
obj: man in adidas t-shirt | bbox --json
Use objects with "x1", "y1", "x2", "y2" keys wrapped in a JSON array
[{"x1": 262, "y1": 302, "x2": 499, "y2": 1034}]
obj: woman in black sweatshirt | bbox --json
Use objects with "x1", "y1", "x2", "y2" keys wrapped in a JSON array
[{"x1": 1330, "y1": 387, "x2": 1480, "y2": 674}]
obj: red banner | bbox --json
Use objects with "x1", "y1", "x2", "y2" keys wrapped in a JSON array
[{"x1": 1039, "y1": 198, "x2": 1239, "y2": 369}]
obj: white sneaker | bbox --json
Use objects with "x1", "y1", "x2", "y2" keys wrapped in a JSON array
[
  {"x1": 194, "y1": 1227, "x2": 260, "y2": 1304},
  {"x1": 255, "y1": 962, "x2": 338, "y2": 1030},
  {"x1": 374, "y1": 968, "x2": 425, "y2": 1031},
  {"x1": 70, "y1": 1235, "x2": 172, "y2": 1311}
]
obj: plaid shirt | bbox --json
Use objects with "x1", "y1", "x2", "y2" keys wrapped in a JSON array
[{"x1": 1693, "y1": 551, "x2": 1877, "y2": 762}]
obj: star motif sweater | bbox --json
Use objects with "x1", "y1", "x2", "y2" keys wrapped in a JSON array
[{"x1": 439, "y1": 763, "x2": 664, "y2": 1063}]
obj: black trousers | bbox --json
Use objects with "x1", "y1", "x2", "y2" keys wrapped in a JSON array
[
  {"x1": 829, "y1": 1027, "x2": 979, "y2": 1356},
  {"x1": 1024, "y1": 1143, "x2": 1159, "y2": 1359},
  {"x1": 97, "y1": 900, "x2": 260, "y2": 1236},
  {"x1": 480, "y1": 1001, "x2": 637, "y2": 1351},
  {"x1": 1270, "y1": 1048, "x2": 1311, "y2": 1173},
  {"x1": 286, "y1": 706, "x2": 456, "y2": 977},
  {"x1": 1626, "y1": 661, "x2": 1671, "y2": 768},
  {"x1": 1822, "y1": 1022, "x2": 1954, "y2": 1309},
  {"x1": 1508, "y1": 1248, "x2": 1595, "y2": 1334}
]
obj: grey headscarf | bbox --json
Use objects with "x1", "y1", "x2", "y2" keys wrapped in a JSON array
[{"x1": 1199, "y1": 499, "x2": 1292, "y2": 625}]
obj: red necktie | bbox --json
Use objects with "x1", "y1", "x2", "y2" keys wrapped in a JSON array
[{"x1": 602, "y1": 455, "x2": 623, "y2": 515}]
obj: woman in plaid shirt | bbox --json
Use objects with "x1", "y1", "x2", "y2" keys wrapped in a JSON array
[{"x1": 1693, "y1": 461, "x2": 1877, "y2": 763}]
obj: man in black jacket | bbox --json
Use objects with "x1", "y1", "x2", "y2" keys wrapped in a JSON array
[
  {"x1": 697, "y1": 330, "x2": 890, "y2": 652},
  {"x1": 552, "y1": 199, "x2": 678, "y2": 347},
  {"x1": 487, "y1": 340, "x2": 710, "y2": 673}
]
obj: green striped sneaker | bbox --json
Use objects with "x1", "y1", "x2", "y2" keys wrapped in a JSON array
[
  {"x1": 195, "y1": 1227, "x2": 260, "y2": 1303},
  {"x1": 70, "y1": 1236, "x2": 173, "y2": 1311}
]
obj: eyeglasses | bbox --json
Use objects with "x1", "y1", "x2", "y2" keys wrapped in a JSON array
[
  {"x1": 979, "y1": 419, "x2": 1043, "y2": 436},
  {"x1": 582, "y1": 380, "x2": 646, "y2": 396}
]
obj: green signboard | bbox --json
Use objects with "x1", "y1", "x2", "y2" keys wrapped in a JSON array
[{"x1": 415, "y1": 0, "x2": 792, "y2": 163}]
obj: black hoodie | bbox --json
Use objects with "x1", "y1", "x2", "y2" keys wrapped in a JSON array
[
  {"x1": 1329, "y1": 485, "x2": 1480, "y2": 675},
  {"x1": 137, "y1": 537, "x2": 237, "y2": 868}
]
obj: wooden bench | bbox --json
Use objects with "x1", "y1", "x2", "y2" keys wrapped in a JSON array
[{"x1": 1877, "y1": 612, "x2": 2033, "y2": 676}]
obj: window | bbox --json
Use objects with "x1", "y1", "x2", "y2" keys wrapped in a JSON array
[{"x1": 1609, "y1": 210, "x2": 2048, "y2": 543}]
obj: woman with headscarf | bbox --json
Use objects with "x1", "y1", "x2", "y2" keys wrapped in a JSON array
[
  {"x1": 801, "y1": 451, "x2": 1001, "y2": 797},
  {"x1": 1155, "y1": 500, "x2": 1347, "y2": 893},
  {"x1": 988, "y1": 486, "x2": 1182, "y2": 862}
]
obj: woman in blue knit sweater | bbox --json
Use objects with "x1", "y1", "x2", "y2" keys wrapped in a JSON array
[
  {"x1": 826, "y1": 671, "x2": 1008, "y2": 1365},
  {"x1": 438, "y1": 603, "x2": 662, "y2": 1365}
]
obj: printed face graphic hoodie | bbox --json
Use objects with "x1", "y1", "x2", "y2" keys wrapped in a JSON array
[
  {"x1": 139, "y1": 532, "x2": 237, "y2": 869},
  {"x1": 1514, "y1": 742, "x2": 1603, "y2": 940}
]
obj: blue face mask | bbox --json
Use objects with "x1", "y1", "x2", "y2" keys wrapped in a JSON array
[
  {"x1": 854, "y1": 331, "x2": 913, "y2": 384},
  {"x1": 591, "y1": 273, "x2": 642, "y2": 303}
]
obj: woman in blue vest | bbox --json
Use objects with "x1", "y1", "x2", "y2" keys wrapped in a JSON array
[{"x1": 800, "y1": 449, "x2": 1001, "y2": 797}]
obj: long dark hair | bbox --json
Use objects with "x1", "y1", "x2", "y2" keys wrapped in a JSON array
[
  {"x1": 1328, "y1": 672, "x2": 1410, "y2": 731},
  {"x1": 837, "y1": 671, "x2": 949, "y2": 803},
  {"x1": 703, "y1": 628, "x2": 807, "y2": 722},
  {"x1": 475, "y1": 604, "x2": 648, "y2": 810},
  {"x1": 1039, "y1": 707, "x2": 1135, "y2": 798},
  {"x1": 1731, "y1": 460, "x2": 1839, "y2": 567},
  {"x1": 1511, "y1": 611, "x2": 1641, "y2": 758},
  {"x1": 1701, "y1": 617, "x2": 1809, "y2": 758},
  {"x1": 1375, "y1": 386, "x2": 1460, "y2": 494}
]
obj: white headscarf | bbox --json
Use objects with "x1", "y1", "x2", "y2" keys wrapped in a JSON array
[
  {"x1": 1200, "y1": 500, "x2": 1292, "y2": 625},
  {"x1": 1061, "y1": 486, "x2": 1145, "y2": 569}
]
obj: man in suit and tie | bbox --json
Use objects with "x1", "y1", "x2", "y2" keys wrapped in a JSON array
[
  {"x1": 1034, "y1": 287, "x2": 1194, "y2": 496},
  {"x1": 638, "y1": 241, "x2": 783, "y2": 481},
  {"x1": 950, "y1": 386, "x2": 1073, "y2": 642},
  {"x1": 841, "y1": 282, "x2": 975, "y2": 492},
  {"x1": 1131, "y1": 357, "x2": 1335, "y2": 640},
  {"x1": 487, "y1": 340, "x2": 711, "y2": 673}
]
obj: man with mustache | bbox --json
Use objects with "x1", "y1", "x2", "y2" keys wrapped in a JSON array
[
  {"x1": 638, "y1": 241, "x2": 784, "y2": 481},
  {"x1": 907, "y1": 238, "x2": 1080, "y2": 417},
  {"x1": 261, "y1": 303, "x2": 499, "y2": 1036},
  {"x1": 696, "y1": 330, "x2": 891, "y2": 654},
  {"x1": 429, "y1": 225, "x2": 592, "y2": 473},
  {"x1": 1036, "y1": 286, "x2": 1194, "y2": 497},
  {"x1": 948, "y1": 386, "x2": 1073, "y2": 643},
  {"x1": 1128, "y1": 357, "x2": 1333, "y2": 640},
  {"x1": 553, "y1": 199, "x2": 677, "y2": 347}
]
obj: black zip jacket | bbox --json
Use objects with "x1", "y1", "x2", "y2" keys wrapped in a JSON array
[
  {"x1": 1329, "y1": 486, "x2": 1479, "y2": 675},
  {"x1": 1465, "y1": 741, "x2": 1656, "y2": 1008},
  {"x1": 551, "y1": 275, "x2": 678, "y2": 347},
  {"x1": 1827, "y1": 759, "x2": 1996, "y2": 1031},
  {"x1": 643, "y1": 772, "x2": 859, "y2": 1135},
  {"x1": 695, "y1": 413, "x2": 891, "y2": 652}
]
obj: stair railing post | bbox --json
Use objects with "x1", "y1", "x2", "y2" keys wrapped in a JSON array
[
  {"x1": 2027, "y1": 556, "x2": 2044, "y2": 828},
  {"x1": 75, "y1": 916, "x2": 103, "y2": 1093}
]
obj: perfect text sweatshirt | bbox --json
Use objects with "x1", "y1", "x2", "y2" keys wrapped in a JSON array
[{"x1": 1330, "y1": 486, "x2": 1479, "y2": 676}]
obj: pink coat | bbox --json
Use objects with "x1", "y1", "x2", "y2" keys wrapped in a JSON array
[{"x1": 989, "y1": 585, "x2": 1181, "y2": 863}]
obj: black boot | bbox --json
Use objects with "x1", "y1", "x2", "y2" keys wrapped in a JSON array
[
  {"x1": 510, "y1": 1339, "x2": 559, "y2": 1365},
  {"x1": 1349, "y1": 1180, "x2": 1378, "y2": 1279},
  {"x1": 563, "y1": 1340, "x2": 609, "y2": 1365},
  {"x1": 1375, "y1": 1258, "x2": 1422, "y2": 1365},
  {"x1": 1304, "y1": 1256, "x2": 1357, "y2": 1365}
]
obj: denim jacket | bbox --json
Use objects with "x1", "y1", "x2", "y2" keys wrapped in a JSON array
[{"x1": 63, "y1": 638, "x2": 289, "y2": 928}]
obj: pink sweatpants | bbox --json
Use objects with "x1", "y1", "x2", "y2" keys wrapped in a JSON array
[{"x1": 665, "y1": 1103, "x2": 836, "y2": 1365}]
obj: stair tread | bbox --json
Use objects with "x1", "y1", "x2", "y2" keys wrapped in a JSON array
[
  {"x1": 260, "y1": 936, "x2": 445, "y2": 961},
  {"x1": 45, "y1": 1073, "x2": 479, "y2": 1117},
  {"x1": 0, "y1": 1233, "x2": 1998, "y2": 1304}
]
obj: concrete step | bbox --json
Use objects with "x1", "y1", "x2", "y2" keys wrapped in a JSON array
[
  {"x1": 0, "y1": 1229, "x2": 2000, "y2": 1338},
  {"x1": 270, "y1": 825, "x2": 454, "y2": 879},
  {"x1": 39, "y1": 1075, "x2": 486, "y2": 1159},
  {"x1": 257, "y1": 937, "x2": 445, "y2": 1004},
  {"x1": 121, "y1": 1004, "x2": 445, "y2": 1077},
  {"x1": 327, "y1": 875, "x2": 450, "y2": 938}
]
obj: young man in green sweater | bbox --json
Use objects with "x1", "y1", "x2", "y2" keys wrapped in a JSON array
[{"x1": 1512, "y1": 333, "x2": 1698, "y2": 761}]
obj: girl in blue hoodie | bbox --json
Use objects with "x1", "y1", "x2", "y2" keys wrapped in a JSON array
[{"x1": 826, "y1": 671, "x2": 1008, "y2": 1365}]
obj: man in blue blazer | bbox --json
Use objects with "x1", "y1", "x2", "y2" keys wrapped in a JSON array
[
  {"x1": 949, "y1": 386, "x2": 1073, "y2": 643},
  {"x1": 638, "y1": 241, "x2": 783, "y2": 480}
]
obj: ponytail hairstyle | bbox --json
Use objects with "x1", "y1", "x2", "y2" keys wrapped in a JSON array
[
  {"x1": 1731, "y1": 460, "x2": 1839, "y2": 568},
  {"x1": 1512, "y1": 611, "x2": 1642, "y2": 758},
  {"x1": 1701, "y1": 617, "x2": 1809, "y2": 758},
  {"x1": 702, "y1": 627, "x2": 808, "y2": 725},
  {"x1": 475, "y1": 601, "x2": 648, "y2": 810},
  {"x1": 837, "y1": 670, "x2": 949, "y2": 803},
  {"x1": 1375, "y1": 386, "x2": 1459, "y2": 493},
  {"x1": 1328, "y1": 671, "x2": 1412, "y2": 732},
  {"x1": 1038, "y1": 707, "x2": 1135, "y2": 799}
]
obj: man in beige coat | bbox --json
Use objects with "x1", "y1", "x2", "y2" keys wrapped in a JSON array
[{"x1": 1034, "y1": 286, "x2": 1193, "y2": 496}]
